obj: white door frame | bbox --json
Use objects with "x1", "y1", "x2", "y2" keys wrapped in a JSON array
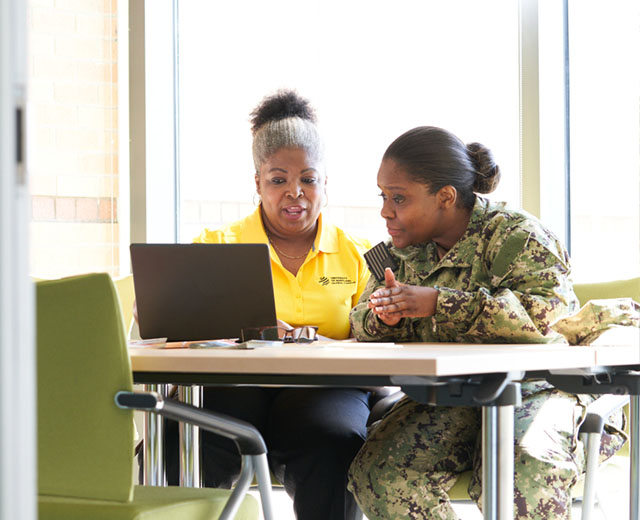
[{"x1": 0, "y1": 0, "x2": 36, "y2": 518}]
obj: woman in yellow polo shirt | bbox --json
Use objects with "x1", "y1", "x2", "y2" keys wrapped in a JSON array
[
  {"x1": 165, "y1": 90, "x2": 372, "y2": 520},
  {"x1": 194, "y1": 197, "x2": 370, "y2": 340}
]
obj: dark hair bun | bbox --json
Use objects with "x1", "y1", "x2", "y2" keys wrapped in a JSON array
[
  {"x1": 467, "y1": 142, "x2": 501, "y2": 194},
  {"x1": 250, "y1": 89, "x2": 316, "y2": 135}
]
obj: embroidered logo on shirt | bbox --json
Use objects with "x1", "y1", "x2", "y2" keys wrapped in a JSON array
[{"x1": 318, "y1": 276, "x2": 355, "y2": 286}]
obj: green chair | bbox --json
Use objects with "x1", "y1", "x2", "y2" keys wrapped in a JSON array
[
  {"x1": 114, "y1": 273, "x2": 136, "y2": 338},
  {"x1": 573, "y1": 277, "x2": 640, "y2": 306},
  {"x1": 112, "y1": 273, "x2": 146, "y2": 463},
  {"x1": 366, "y1": 277, "x2": 639, "y2": 518},
  {"x1": 37, "y1": 273, "x2": 274, "y2": 520}
]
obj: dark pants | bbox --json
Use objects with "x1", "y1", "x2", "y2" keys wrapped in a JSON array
[{"x1": 165, "y1": 386, "x2": 370, "y2": 520}]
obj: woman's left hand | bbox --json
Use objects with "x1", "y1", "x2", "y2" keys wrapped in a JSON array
[{"x1": 368, "y1": 268, "x2": 438, "y2": 320}]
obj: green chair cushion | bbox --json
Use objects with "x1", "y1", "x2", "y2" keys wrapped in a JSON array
[
  {"x1": 447, "y1": 470, "x2": 473, "y2": 501},
  {"x1": 39, "y1": 486, "x2": 258, "y2": 520},
  {"x1": 573, "y1": 277, "x2": 640, "y2": 306}
]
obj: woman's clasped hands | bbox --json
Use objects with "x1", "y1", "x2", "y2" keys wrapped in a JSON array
[{"x1": 368, "y1": 267, "x2": 438, "y2": 325}]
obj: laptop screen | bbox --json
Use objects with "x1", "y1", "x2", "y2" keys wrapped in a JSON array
[{"x1": 130, "y1": 243, "x2": 277, "y2": 341}]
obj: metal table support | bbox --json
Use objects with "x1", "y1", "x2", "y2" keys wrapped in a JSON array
[
  {"x1": 631, "y1": 394, "x2": 639, "y2": 520},
  {"x1": 178, "y1": 385, "x2": 202, "y2": 487},
  {"x1": 393, "y1": 372, "x2": 522, "y2": 520},
  {"x1": 483, "y1": 405, "x2": 515, "y2": 520},
  {"x1": 143, "y1": 383, "x2": 169, "y2": 485}
]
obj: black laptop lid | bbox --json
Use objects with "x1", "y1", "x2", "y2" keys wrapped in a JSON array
[{"x1": 130, "y1": 243, "x2": 277, "y2": 341}]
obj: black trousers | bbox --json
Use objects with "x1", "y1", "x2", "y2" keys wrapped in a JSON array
[{"x1": 165, "y1": 386, "x2": 370, "y2": 520}]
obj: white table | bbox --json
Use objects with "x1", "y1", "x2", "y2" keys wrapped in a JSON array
[{"x1": 131, "y1": 341, "x2": 640, "y2": 520}]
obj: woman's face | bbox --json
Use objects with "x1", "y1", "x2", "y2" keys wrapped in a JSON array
[
  {"x1": 377, "y1": 158, "x2": 445, "y2": 248},
  {"x1": 256, "y1": 147, "x2": 326, "y2": 238}
]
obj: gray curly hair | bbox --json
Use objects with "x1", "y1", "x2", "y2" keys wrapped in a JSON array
[{"x1": 250, "y1": 90, "x2": 325, "y2": 172}]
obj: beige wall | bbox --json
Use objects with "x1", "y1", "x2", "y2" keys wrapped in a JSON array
[{"x1": 28, "y1": 0, "x2": 119, "y2": 278}]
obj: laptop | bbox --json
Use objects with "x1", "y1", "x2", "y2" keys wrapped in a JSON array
[{"x1": 130, "y1": 243, "x2": 277, "y2": 342}]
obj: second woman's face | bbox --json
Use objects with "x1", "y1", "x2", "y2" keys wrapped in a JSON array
[
  {"x1": 256, "y1": 147, "x2": 326, "y2": 238},
  {"x1": 377, "y1": 158, "x2": 444, "y2": 248}
]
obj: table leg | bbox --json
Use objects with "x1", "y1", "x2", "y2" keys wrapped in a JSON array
[
  {"x1": 631, "y1": 394, "x2": 639, "y2": 520},
  {"x1": 482, "y1": 405, "x2": 514, "y2": 520},
  {"x1": 143, "y1": 383, "x2": 168, "y2": 485},
  {"x1": 178, "y1": 385, "x2": 202, "y2": 487}
]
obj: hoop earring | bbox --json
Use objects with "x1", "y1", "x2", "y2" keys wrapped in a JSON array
[
  {"x1": 253, "y1": 193, "x2": 261, "y2": 206},
  {"x1": 323, "y1": 192, "x2": 329, "y2": 208}
]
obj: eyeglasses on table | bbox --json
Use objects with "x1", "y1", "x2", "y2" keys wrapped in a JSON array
[{"x1": 240, "y1": 325, "x2": 319, "y2": 343}]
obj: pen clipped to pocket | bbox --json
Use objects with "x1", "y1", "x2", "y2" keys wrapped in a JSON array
[{"x1": 364, "y1": 242, "x2": 398, "y2": 283}]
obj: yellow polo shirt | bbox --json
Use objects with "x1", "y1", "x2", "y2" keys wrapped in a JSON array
[{"x1": 195, "y1": 208, "x2": 371, "y2": 339}]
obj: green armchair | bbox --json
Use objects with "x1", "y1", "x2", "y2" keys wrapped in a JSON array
[{"x1": 36, "y1": 273, "x2": 273, "y2": 520}]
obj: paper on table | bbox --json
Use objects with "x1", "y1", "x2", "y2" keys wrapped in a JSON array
[
  {"x1": 234, "y1": 340, "x2": 284, "y2": 349},
  {"x1": 189, "y1": 339, "x2": 239, "y2": 349},
  {"x1": 128, "y1": 337, "x2": 167, "y2": 349},
  {"x1": 235, "y1": 340, "x2": 400, "y2": 350},
  {"x1": 589, "y1": 326, "x2": 640, "y2": 346}
]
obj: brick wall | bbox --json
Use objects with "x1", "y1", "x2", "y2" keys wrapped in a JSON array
[{"x1": 28, "y1": 0, "x2": 119, "y2": 278}]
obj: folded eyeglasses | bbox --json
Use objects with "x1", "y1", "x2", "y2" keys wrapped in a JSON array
[{"x1": 240, "y1": 325, "x2": 319, "y2": 343}]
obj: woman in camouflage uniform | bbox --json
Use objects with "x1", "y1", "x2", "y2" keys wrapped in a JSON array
[{"x1": 347, "y1": 126, "x2": 625, "y2": 519}]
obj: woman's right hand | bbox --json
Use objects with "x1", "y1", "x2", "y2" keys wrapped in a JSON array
[
  {"x1": 368, "y1": 268, "x2": 438, "y2": 325},
  {"x1": 367, "y1": 269, "x2": 403, "y2": 326}
]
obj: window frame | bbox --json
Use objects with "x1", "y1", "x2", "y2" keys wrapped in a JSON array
[{"x1": 126, "y1": 0, "x2": 579, "y2": 251}]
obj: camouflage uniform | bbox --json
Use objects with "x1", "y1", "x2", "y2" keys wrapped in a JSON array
[{"x1": 348, "y1": 197, "x2": 627, "y2": 520}]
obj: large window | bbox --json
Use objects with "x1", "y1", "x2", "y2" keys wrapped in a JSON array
[
  {"x1": 175, "y1": 0, "x2": 521, "y2": 244},
  {"x1": 567, "y1": 0, "x2": 639, "y2": 281},
  {"x1": 139, "y1": 0, "x2": 639, "y2": 283}
]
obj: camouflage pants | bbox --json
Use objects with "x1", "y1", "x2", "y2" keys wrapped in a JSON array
[{"x1": 348, "y1": 387, "x2": 626, "y2": 520}]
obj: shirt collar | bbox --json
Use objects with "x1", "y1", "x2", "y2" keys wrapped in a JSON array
[
  {"x1": 242, "y1": 207, "x2": 337, "y2": 254},
  {"x1": 315, "y1": 213, "x2": 339, "y2": 253},
  {"x1": 435, "y1": 195, "x2": 489, "y2": 267},
  {"x1": 241, "y1": 207, "x2": 270, "y2": 243}
]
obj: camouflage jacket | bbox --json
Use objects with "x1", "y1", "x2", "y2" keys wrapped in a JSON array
[{"x1": 350, "y1": 197, "x2": 579, "y2": 344}]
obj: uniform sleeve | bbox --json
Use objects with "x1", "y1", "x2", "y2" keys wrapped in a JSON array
[{"x1": 433, "y1": 225, "x2": 577, "y2": 343}]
